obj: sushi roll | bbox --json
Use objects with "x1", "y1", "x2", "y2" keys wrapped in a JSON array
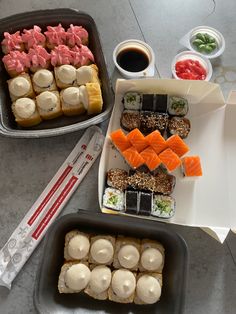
[
  {"x1": 146, "y1": 130, "x2": 167, "y2": 154},
  {"x1": 139, "y1": 239, "x2": 165, "y2": 272},
  {"x1": 125, "y1": 190, "x2": 139, "y2": 214},
  {"x1": 120, "y1": 110, "x2": 140, "y2": 131},
  {"x1": 182, "y1": 156, "x2": 203, "y2": 177},
  {"x1": 153, "y1": 168, "x2": 176, "y2": 195},
  {"x1": 168, "y1": 96, "x2": 188, "y2": 116},
  {"x1": 154, "y1": 94, "x2": 168, "y2": 113},
  {"x1": 141, "y1": 94, "x2": 155, "y2": 111},
  {"x1": 126, "y1": 128, "x2": 148, "y2": 152},
  {"x1": 110, "y1": 129, "x2": 131, "y2": 152},
  {"x1": 168, "y1": 117, "x2": 191, "y2": 139},
  {"x1": 166, "y1": 134, "x2": 190, "y2": 157},
  {"x1": 107, "y1": 168, "x2": 128, "y2": 191},
  {"x1": 134, "y1": 273, "x2": 162, "y2": 305},
  {"x1": 127, "y1": 171, "x2": 156, "y2": 192},
  {"x1": 158, "y1": 148, "x2": 182, "y2": 172},
  {"x1": 122, "y1": 147, "x2": 145, "y2": 169},
  {"x1": 122, "y1": 92, "x2": 142, "y2": 110},
  {"x1": 152, "y1": 195, "x2": 175, "y2": 218},
  {"x1": 140, "y1": 111, "x2": 169, "y2": 135},
  {"x1": 103, "y1": 187, "x2": 124, "y2": 211},
  {"x1": 140, "y1": 146, "x2": 162, "y2": 171},
  {"x1": 138, "y1": 191, "x2": 153, "y2": 216}
]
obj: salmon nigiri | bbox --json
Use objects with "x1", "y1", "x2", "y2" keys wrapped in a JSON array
[
  {"x1": 182, "y1": 156, "x2": 202, "y2": 177},
  {"x1": 146, "y1": 130, "x2": 167, "y2": 154},
  {"x1": 126, "y1": 128, "x2": 148, "y2": 152},
  {"x1": 166, "y1": 134, "x2": 189, "y2": 157},
  {"x1": 122, "y1": 146, "x2": 145, "y2": 169},
  {"x1": 140, "y1": 146, "x2": 162, "y2": 171},
  {"x1": 159, "y1": 148, "x2": 181, "y2": 172},
  {"x1": 110, "y1": 129, "x2": 131, "y2": 152}
]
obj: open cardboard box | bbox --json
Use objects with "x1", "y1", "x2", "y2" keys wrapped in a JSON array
[{"x1": 98, "y1": 79, "x2": 236, "y2": 243}]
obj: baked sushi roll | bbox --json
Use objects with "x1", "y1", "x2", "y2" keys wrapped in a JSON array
[
  {"x1": 60, "y1": 87, "x2": 86, "y2": 116},
  {"x1": 54, "y1": 65, "x2": 77, "y2": 89},
  {"x1": 107, "y1": 168, "x2": 128, "y2": 191},
  {"x1": 168, "y1": 96, "x2": 188, "y2": 116},
  {"x1": 12, "y1": 97, "x2": 42, "y2": 127},
  {"x1": 122, "y1": 92, "x2": 142, "y2": 110},
  {"x1": 153, "y1": 168, "x2": 176, "y2": 195},
  {"x1": 182, "y1": 156, "x2": 203, "y2": 178},
  {"x1": 138, "y1": 191, "x2": 153, "y2": 216},
  {"x1": 139, "y1": 239, "x2": 165, "y2": 272},
  {"x1": 66, "y1": 24, "x2": 89, "y2": 47},
  {"x1": 113, "y1": 236, "x2": 140, "y2": 270},
  {"x1": 58, "y1": 261, "x2": 90, "y2": 293},
  {"x1": 8, "y1": 73, "x2": 34, "y2": 102},
  {"x1": 127, "y1": 171, "x2": 156, "y2": 192},
  {"x1": 28, "y1": 46, "x2": 51, "y2": 73},
  {"x1": 1, "y1": 31, "x2": 24, "y2": 54},
  {"x1": 152, "y1": 194, "x2": 175, "y2": 219},
  {"x1": 125, "y1": 190, "x2": 139, "y2": 215},
  {"x1": 168, "y1": 116, "x2": 191, "y2": 139},
  {"x1": 21, "y1": 26, "x2": 46, "y2": 50},
  {"x1": 89, "y1": 235, "x2": 116, "y2": 266},
  {"x1": 76, "y1": 64, "x2": 100, "y2": 86},
  {"x1": 64, "y1": 230, "x2": 90, "y2": 261},
  {"x1": 36, "y1": 90, "x2": 62, "y2": 120},
  {"x1": 140, "y1": 111, "x2": 169, "y2": 135},
  {"x1": 120, "y1": 110, "x2": 140, "y2": 131},
  {"x1": 2, "y1": 51, "x2": 30, "y2": 77},
  {"x1": 154, "y1": 94, "x2": 168, "y2": 113},
  {"x1": 84, "y1": 265, "x2": 112, "y2": 300},
  {"x1": 50, "y1": 45, "x2": 72, "y2": 67},
  {"x1": 32, "y1": 69, "x2": 57, "y2": 94},
  {"x1": 82, "y1": 82, "x2": 103, "y2": 115},
  {"x1": 141, "y1": 94, "x2": 154, "y2": 111},
  {"x1": 45, "y1": 24, "x2": 67, "y2": 50},
  {"x1": 134, "y1": 272, "x2": 162, "y2": 304},
  {"x1": 70, "y1": 45, "x2": 95, "y2": 68},
  {"x1": 108, "y1": 269, "x2": 136, "y2": 303},
  {"x1": 103, "y1": 187, "x2": 125, "y2": 211}
]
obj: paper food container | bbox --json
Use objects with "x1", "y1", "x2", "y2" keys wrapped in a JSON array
[{"x1": 98, "y1": 78, "x2": 236, "y2": 243}]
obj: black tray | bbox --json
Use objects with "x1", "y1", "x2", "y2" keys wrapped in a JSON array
[
  {"x1": 34, "y1": 211, "x2": 188, "y2": 314},
  {"x1": 0, "y1": 9, "x2": 113, "y2": 138}
]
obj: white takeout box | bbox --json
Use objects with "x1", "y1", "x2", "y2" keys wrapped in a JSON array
[{"x1": 98, "y1": 79, "x2": 236, "y2": 243}]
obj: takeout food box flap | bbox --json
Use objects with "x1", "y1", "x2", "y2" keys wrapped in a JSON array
[{"x1": 98, "y1": 79, "x2": 236, "y2": 243}]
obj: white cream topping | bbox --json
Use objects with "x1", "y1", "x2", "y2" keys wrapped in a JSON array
[
  {"x1": 76, "y1": 66, "x2": 93, "y2": 85},
  {"x1": 65, "y1": 263, "x2": 91, "y2": 291},
  {"x1": 57, "y1": 65, "x2": 76, "y2": 84},
  {"x1": 89, "y1": 265, "x2": 112, "y2": 294},
  {"x1": 33, "y1": 69, "x2": 53, "y2": 88},
  {"x1": 14, "y1": 98, "x2": 35, "y2": 119},
  {"x1": 90, "y1": 239, "x2": 114, "y2": 264},
  {"x1": 141, "y1": 248, "x2": 163, "y2": 271},
  {"x1": 78, "y1": 85, "x2": 89, "y2": 110},
  {"x1": 62, "y1": 87, "x2": 80, "y2": 105},
  {"x1": 68, "y1": 234, "x2": 90, "y2": 260},
  {"x1": 37, "y1": 91, "x2": 57, "y2": 111},
  {"x1": 136, "y1": 275, "x2": 161, "y2": 304},
  {"x1": 111, "y1": 269, "x2": 136, "y2": 299},
  {"x1": 9, "y1": 77, "x2": 30, "y2": 97},
  {"x1": 118, "y1": 244, "x2": 140, "y2": 269}
]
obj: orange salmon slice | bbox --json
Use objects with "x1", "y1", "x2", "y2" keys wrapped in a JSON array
[
  {"x1": 140, "y1": 146, "x2": 161, "y2": 171},
  {"x1": 122, "y1": 146, "x2": 145, "y2": 169},
  {"x1": 110, "y1": 129, "x2": 131, "y2": 152},
  {"x1": 182, "y1": 156, "x2": 203, "y2": 176},
  {"x1": 146, "y1": 130, "x2": 167, "y2": 154},
  {"x1": 166, "y1": 134, "x2": 189, "y2": 157},
  {"x1": 159, "y1": 148, "x2": 181, "y2": 172},
  {"x1": 126, "y1": 128, "x2": 148, "y2": 152}
]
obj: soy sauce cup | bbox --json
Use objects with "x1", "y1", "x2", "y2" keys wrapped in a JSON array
[{"x1": 113, "y1": 39, "x2": 155, "y2": 78}]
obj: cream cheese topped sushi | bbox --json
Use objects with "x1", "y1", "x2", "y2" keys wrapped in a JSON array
[
  {"x1": 136, "y1": 274, "x2": 162, "y2": 304},
  {"x1": 90, "y1": 238, "x2": 114, "y2": 264},
  {"x1": 110, "y1": 269, "x2": 136, "y2": 299}
]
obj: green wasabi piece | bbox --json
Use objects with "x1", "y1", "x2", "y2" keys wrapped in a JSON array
[{"x1": 192, "y1": 32, "x2": 217, "y2": 54}]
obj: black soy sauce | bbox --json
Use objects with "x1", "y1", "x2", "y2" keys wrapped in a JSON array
[{"x1": 116, "y1": 47, "x2": 149, "y2": 72}]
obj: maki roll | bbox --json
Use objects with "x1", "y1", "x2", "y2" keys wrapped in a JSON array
[
  {"x1": 123, "y1": 92, "x2": 142, "y2": 110},
  {"x1": 141, "y1": 94, "x2": 155, "y2": 111},
  {"x1": 120, "y1": 110, "x2": 140, "y2": 131},
  {"x1": 168, "y1": 117, "x2": 191, "y2": 139},
  {"x1": 152, "y1": 195, "x2": 175, "y2": 218},
  {"x1": 103, "y1": 187, "x2": 124, "y2": 211},
  {"x1": 140, "y1": 111, "x2": 169, "y2": 135},
  {"x1": 153, "y1": 168, "x2": 176, "y2": 195},
  {"x1": 125, "y1": 190, "x2": 139, "y2": 214},
  {"x1": 138, "y1": 191, "x2": 152, "y2": 216},
  {"x1": 107, "y1": 168, "x2": 128, "y2": 191},
  {"x1": 154, "y1": 94, "x2": 168, "y2": 113},
  {"x1": 168, "y1": 96, "x2": 188, "y2": 116}
]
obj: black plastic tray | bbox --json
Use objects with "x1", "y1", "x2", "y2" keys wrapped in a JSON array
[
  {"x1": 34, "y1": 211, "x2": 188, "y2": 314},
  {"x1": 0, "y1": 9, "x2": 113, "y2": 138}
]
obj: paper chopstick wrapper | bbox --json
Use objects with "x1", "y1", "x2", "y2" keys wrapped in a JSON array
[{"x1": 0, "y1": 126, "x2": 104, "y2": 289}]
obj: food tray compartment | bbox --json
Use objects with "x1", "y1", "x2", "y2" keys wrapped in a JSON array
[
  {"x1": 0, "y1": 9, "x2": 113, "y2": 138},
  {"x1": 34, "y1": 211, "x2": 188, "y2": 314}
]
